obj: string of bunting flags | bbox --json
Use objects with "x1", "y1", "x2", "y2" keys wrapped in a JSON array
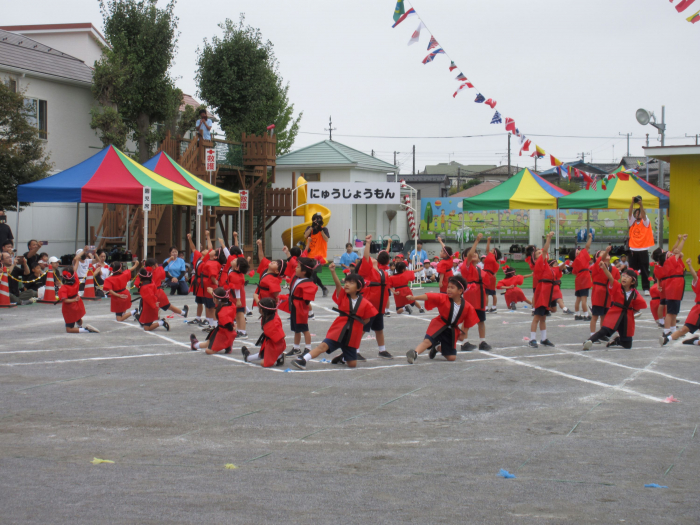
[
  {"x1": 390, "y1": 0, "x2": 644, "y2": 191},
  {"x1": 669, "y1": 0, "x2": 700, "y2": 24}
]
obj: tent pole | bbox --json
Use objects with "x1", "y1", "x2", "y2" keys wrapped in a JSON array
[
  {"x1": 586, "y1": 210, "x2": 590, "y2": 242},
  {"x1": 84, "y1": 203, "x2": 89, "y2": 246},
  {"x1": 498, "y1": 210, "x2": 501, "y2": 251},
  {"x1": 126, "y1": 205, "x2": 129, "y2": 256},
  {"x1": 75, "y1": 203, "x2": 80, "y2": 252},
  {"x1": 196, "y1": 213, "x2": 201, "y2": 254},
  {"x1": 555, "y1": 208, "x2": 560, "y2": 260},
  {"x1": 15, "y1": 200, "x2": 20, "y2": 253},
  {"x1": 143, "y1": 209, "x2": 149, "y2": 261}
]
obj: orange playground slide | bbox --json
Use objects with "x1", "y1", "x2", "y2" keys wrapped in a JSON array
[{"x1": 281, "y1": 176, "x2": 332, "y2": 249}]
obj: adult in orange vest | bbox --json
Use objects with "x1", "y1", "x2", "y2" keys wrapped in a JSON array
[
  {"x1": 304, "y1": 213, "x2": 330, "y2": 296},
  {"x1": 628, "y1": 196, "x2": 655, "y2": 295}
]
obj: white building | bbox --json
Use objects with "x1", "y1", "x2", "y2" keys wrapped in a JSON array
[{"x1": 269, "y1": 140, "x2": 401, "y2": 261}]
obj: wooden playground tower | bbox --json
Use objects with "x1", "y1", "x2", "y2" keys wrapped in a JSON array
[{"x1": 93, "y1": 131, "x2": 290, "y2": 262}]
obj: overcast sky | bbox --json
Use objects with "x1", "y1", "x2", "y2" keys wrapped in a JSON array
[{"x1": 4, "y1": 0, "x2": 699, "y2": 173}]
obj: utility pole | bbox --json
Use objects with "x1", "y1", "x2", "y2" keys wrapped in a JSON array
[
  {"x1": 412, "y1": 145, "x2": 415, "y2": 174},
  {"x1": 645, "y1": 134, "x2": 649, "y2": 182},
  {"x1": 534, "y1": 154, "x2": 537, "y2": 173},
  {"x1": 507, "y1": 133, "x2": 511, "y2": 177},
  {"x1": 578, "y1": 152, "x2": 586, "y2": 163},
  {"x1": 619, "y1": 132, "x2": 632, "y2": 156},
  {"x1": 686, "y1": 133, "x2": 699, "y2": 145},
  {"x1": 324, "y1": 116, "x2": 336, "y2": 141},
  {"x1": 371, "y1": 149, "x2": 375, "y2": 157},
  {"x1": 457, "y1": 167, "x2": 461, "y2": 191}
]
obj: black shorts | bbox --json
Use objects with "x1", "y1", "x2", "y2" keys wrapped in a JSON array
[
  {"x1": 424, "y1": 331, "x2": 457, "y2": 356},
  {"x1": 290, "y1": 317, "x2": 309, "y2": 333},
  {"x1": 363, "y1": 313, "x2": 385, "y2": 333},
  {"x1": 575, "y1": 289, "x2": 590, "y2": 297},
  {"x1": 475, "y1": 309, "x2": 486, "y2": 323},
  {"x1": 550, "y1": 301, "x2": 558, "y2": 309},
  {"x1": 323, "y1": 338, "x2": 357, "y2": 362},
  {"x1": 660, "y1": 298, "x2": 667, "y2": 306},
  {"x1": 236, "y1": 307, "x2": 246, "y2": 313},
  {"x1": 591, "y1": 306, "x2": 608, "y2": 317},
  {"x1": 195, "y1": 296, "x2": 215, "y2": 309},
  {"x1": 115, "y1": 311, "x2": 125, "y2": 317},
  {"x1": 533, "y1": 306, "x2": 549, "y2": 317},
  {"x1": 486, "y1": 289, "x2": 496, "y2": 296},
  {"x1": 666, "y1": 299, "x2": 681, "y2": 316},
  {"x1": 65, "y1": 321, "x2": 82, "y2": 328},
  {"x1": 160, "y1": 303, "x2": 171, "y2": 312},
  {"x1": 685, "y1": 321, "x2": 700, "y2": 334}
]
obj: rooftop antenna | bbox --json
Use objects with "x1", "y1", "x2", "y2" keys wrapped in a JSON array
[{"x1": 325, "y1": 116, "x2": 336, "y2": 141}]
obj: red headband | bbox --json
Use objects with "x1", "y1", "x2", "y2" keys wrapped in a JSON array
[
  {"x1": 451, "y1": 279, "x2": 465, "y2": 291},
  {"x1": 259, "y1": 302, "x2": 277, "y2": 311},
  {"x1": 212, "y1": 289, "x2": 229, "y2": 300}
]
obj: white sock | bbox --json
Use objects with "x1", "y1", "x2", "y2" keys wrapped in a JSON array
[
  {"x1": 530, "y1": 331, "x2": 536, "y2": 340},
  {"x1": 194, "y1": 342, "x2": 201, "y2": 349},
  {"x1": 194, "y1": 316, "x2": 201, "y2": 321},
  {"x1": 303, "y1": 353, "x2": 312, "y2": 362},
  {"x1": 78, "y1": 327, "x2": 89, "y2": 333},
  {"x1": 591, "y1": 332, "x2": 595, "y2": 337},
  {"x1": 541, "y1": 330, "x2": 547, "y2": 340},
  {"x1": 158, "y1": 320, "x2": 164, "y2": 326},
  {"x1": 479, "y1": 338, "x2": 486, "y2": 344},
  {"x1": 208, "y1": 318, "x2": 218, "y2": 327},
  {"x1": 695, "y1": 340, "x2": 700, "y2": 346},
  {"x1": 248, "y1": 352, "x2": 262, "y2": 362},
  {"x1": 664, "y1": 328, "x2": 672, "y2": 335},
  {"x1": 293, "y1": 344, "x2": 300, "y2": 350},
  {"x1": 378, "y1": 345, "x2": 386, "y2": 352}
]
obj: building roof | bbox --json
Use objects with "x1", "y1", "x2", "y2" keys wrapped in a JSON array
[
  {"x1": 618, "y1": 156, "x2": 648, "y2": 169},
  {"x1": 0, "y1": 23, "x2": 108, "y2": 48},
  {"x1": 476, "y1": 165, "x2": 523, "y2": 176},
  {"x1": 0, "y1": 28, "x2": 93, "y2": 85},
  {"x1": 277, "y1": 140, "x2": 398, "y2": 172},
  {"x1": 424, "y1": 161, "x2": 496, "y2": 176},
  {"x1": 644, "y1": 145, "x2": 700, "y2": 162},
  {"x1": 450, "y1": 181, "x2": 501, "y2": 198},
  {"x1": 179, "y1": 94, "x2": 216, "y2": 121},
  {"x1": 388, "y1": 174, "x2": 449, "y2": 184},
  {"x1": 538, "y1": 160, "x2": 611, "y2": 176}
]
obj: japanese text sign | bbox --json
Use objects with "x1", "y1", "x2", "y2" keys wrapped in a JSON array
[
  {"x1": 239, "y1": 190, "x2": 249, "y2": 211},
  {"x1": 205, "y1": 148, "x2": 217, "y2": 172},
  {"x1": 306, "y1": 183, "x2": 400, "y2": 205},
  {"x1": 142, "y1": 186, "x2": 152, "y2": 212}
]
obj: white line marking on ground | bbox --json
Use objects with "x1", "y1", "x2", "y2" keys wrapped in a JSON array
[
  {"x1": 0, "y1": 344, "x2": 172, "y2": 355},
  {"x1": 0, "y1": 353, "x2": 179, "y2": 367}
]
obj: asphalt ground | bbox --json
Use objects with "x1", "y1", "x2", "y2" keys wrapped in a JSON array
[{"x1": 1, "y1": 286, "x2": 700, "y2": 524}]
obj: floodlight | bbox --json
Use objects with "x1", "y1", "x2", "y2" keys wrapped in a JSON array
[{"x1": 636, "y1": 108, "x2": 652, "y2": 126}]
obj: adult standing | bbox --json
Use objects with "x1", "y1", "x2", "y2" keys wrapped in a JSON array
[
  {"x1": 304, "y1": 213, "x2": 330, "y2": 296},
  {"x1": 409, "y1": 240, "x2": 428, "y2": 269},
  {"x1": 0, "y1": 209, "x2": 13, "y2": 252},
  {"x1": 23, "y1": 239, "x2": 42, "y2": 269},
  {"x1": 628, "y1": 196, "x2": 654, "y2": 295},
  {"x1": 195, "y1": 109, "x2": 212, "y2": 142}
]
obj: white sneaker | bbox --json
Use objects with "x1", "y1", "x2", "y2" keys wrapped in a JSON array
[
  {"x1": 644, "y1": 290, "x2": 650, "y2": 296},
  {"x1": 83, "y1": 324, "x2": 100, "y2": 333}
]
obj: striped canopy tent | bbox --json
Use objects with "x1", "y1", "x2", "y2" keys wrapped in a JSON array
[
  {"x1": 17, "y1": 145, "x2": 198, "y2": 259},
  {"x1": 143, "y1": 152, "x2": 240, "y2": 208},
  {"x1": 557, "y1": 168, "x2": 669, "y2": 209},
  {"x1": 462, "y1": 168, "x2": 569, "y2": 210}
]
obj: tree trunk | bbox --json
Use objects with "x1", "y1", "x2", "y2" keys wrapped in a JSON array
[{"x1": 136, "y1": 112, "x2": 150, "y2": 163}]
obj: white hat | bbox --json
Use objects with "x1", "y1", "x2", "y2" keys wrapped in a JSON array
[
  {"x1": 76, "y1": 249, "x2": 83, "y2": 255},
  {"x1": 49, "y1": 256, "x2": 59, "y2": 263}
]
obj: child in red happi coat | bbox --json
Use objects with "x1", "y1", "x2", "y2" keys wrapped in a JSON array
[
  {"x1": 649, "y1": 262, "x2": 666, "y2": 327},
  {"x1": 103, "y1": 260, "x2": 142, "y2": 321},
  {"x1": 405, "y1": 275, "x2": 479, "y2": 363},
  {"x1": 252, "y1": 239, "x2": 284, "y2": 306},
  {"x1": 652, "y1": 249, "x2": 668, "y2": 327},
  {"x1": 134, "y1": 267, "x2": 170, "y2": 332},
  {"x1": 497, "y1": 266, "x2": 532, "y2": 310},
  {"x1": 292, "y1": 265, "x2": 377, "y2": 369},
  {"x1": 529, "y1": 232, "x2": 556, "y2": 348},
  {"x1": 392, "y1": 261, "x2": 425, "y2": 314},
  {"x1": 570, "y1": 232, "x2": 593, "y2": 320},
  {"x1": 225, "y1": 256, "x2": 249, "y2": 339},
  {"x1": 241, "y1": 297, "x2": 287, "y2": 367},
  {"x1": 661, "y1": 256, "x2": 700, "y2": 346},
  {"x1": 660, "y1": 234, "x2": 689, "y2": 341},
  {"x1": 278, "y1": 257, "x2": 318, "y2": 357},
  {"x1": 589, "y1": 247, "x2": 620, "y2": 341},
  {"x1": 583, "y1": 266, "x2": 647, "y2": 350},
  {"x1": 189, "y1": 287, "x2": 236, "y2": 354},
  {"x1": 435, "y1": 237, "x2": 454, "y2": 294},
  {"x1": 459, "y1": 234, "x2": 491, "y2": 351},
  {"x1": 57, "y1": 257, "x2": 99, "y2": 334},
  {"x1": 549, "y1": 259, "x2": 573, "y2": 315},
  {"x1": 481, "y1": 237, "x2": 501, "y2": 313}
]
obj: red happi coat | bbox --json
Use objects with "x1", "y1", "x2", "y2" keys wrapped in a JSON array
[
  {"x1": 58, "y1": 281, "x2": 85, "y2": 324},
  {"x1": 284, "y1": 256, "x2": 298, "y2": 280},
  {"x1": 460, "y1": 261, "x2": 487, "y2": 311},
  {"x1": 103, "y1": 271, "x2": 132, "y2": 313},
  {"x1": 326, "y1": 290, "x2": 377, "y2": 349},
  {"x1": 533, "y1": 255, "x2": 557, "y2": 310},
  {"x1": 424, "y1": 293, "x2": 479, "y2": 350},
  {"x1": 392, "y1": 270, "x2": 416, "y2": 308},
  {"x1": 138, "y1": 282, "x2": 160, "y2": 324},
  {"x1": 278, "y1": 276, "x2": 318, "y2": 324},
  {"x1": 482, "y1": 253, "x2": 499, "y2": 292},
  {"x1": 653, "y1": 264, "x2": 666, "y2": 301},
  {"x1": 573, "y1": 248, "x2": 592, "y2": 291},
  {"x1": 207, "y1": 305, "x2": 236, "y2": 352},
  {"x1": 601, "y1": 281, "x2": 648, "y2": 336},
  {"x1": 527, "y1": 255, "x2": 538, "y2": 290},
  {"x1": 497, "y1": 275, "x2": 527, "y2": 305},
  {"x1": 436, "y1": 259, "x2": 453, "y2": 293},
  {"x1": 650, "y1": 284, "x2": 665, "y2": 321},
  {"x1": 591, "y1": 259, "x2": 614, "y2": 309},
  {"x1": 662, "y1": 255, "x2": 686, "y2": 301},
  {"x1": 256, "y1": 272, "x2": 282, "y2": 302},
  {"x1": 357, "y1": 261, "x2": 393, "y2": 313},
  {"x1": 190, "y1": 251, "x2": 206, "y2": 297},
  {"x1": 257, "y1": 314, "x2": 287, "y2": 367},
  {"x1": 683, "y1": 276, "x2": 700, "y2": 327},
  {"x1": 200, "y1": 260, "x2": 223, "y2": 299},
  {"x1": 226, "y1": 269, "x2": 247, "y2": 308},
  {"x1": 152, "y1": 266, "x2": 166, "y2": 288},
  {"x1": 551, "y1": 265, "x2": 563, "y2": 301}
]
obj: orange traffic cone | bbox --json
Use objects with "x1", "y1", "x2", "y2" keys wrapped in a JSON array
[
  {"x1": 0, "y1": 267, "x2": 17, "y2": 308},
  {"x1": 38, "y1": 268, "x2": 57, "y2": 303},
  {"x1": 82, "y1": 268, "x2": 100, "y2": 300}
]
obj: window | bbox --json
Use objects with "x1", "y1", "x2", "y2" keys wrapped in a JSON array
[
  {"x1": 24, "y1": 98, "x2": 48, "y2": 140},
  {"x1": 8, "y1": 78, "x2": 17, "y2": 93},
  {"x1": 303, "y1": 173, "x2": 321, "y2": 182}
]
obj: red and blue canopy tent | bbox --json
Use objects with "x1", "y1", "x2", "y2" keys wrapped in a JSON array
[{"x1": 17, "y1": 146, "x2": 198, "y2": 258}]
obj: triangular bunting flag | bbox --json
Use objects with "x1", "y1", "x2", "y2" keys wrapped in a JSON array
[
  {"x1": 550, "y1": 154, "x2": 562, "y2": 167},
  {"x1": 449, "y1": 61, "x2": 457, "y2": 72},
  {"x1": 422, "y1": 48, "x2": 445, "y2": 64},
  {"x1": 392, "y1": 7, "x2": 416, "y2": 27},
  {"x1": 485, "y1": 99, "x2": 497, "y2": 109},
  {"x1": 688, "y1": 9, "x2": 700, "y2": 22},
  {"x1": 455, "y1": 73, "x2": 468, "y2": 81},
  {"x1": 453, "y1": 83, "x2": 473, "y2": 98},
  {"x1": 474, "y1": 93, "x2": 485, "y2": 103},
  {"x1": 505, "y1": 118, "x2": 516, "y2": 133},
  {"x1": 490, "y1": 111, "x2": 502, "y2": 124},
  {"x1": 427, "y1": 36, "x2": 439, "y2": 50},
  {"x1": 407, "y1": 22, "x2": 425, "y2": 46},
  {"x1": 519, "y1": 137, "x2": 531, "y2": 156},
  {"x1": 393, "y1": 0, "x2": 405, "y2": 22},
  {"x1": 676, "y1": 0, "x2": 696, "y2": 13},
  {"x1": 531, "y1": 146, "x2": 545, "y2": 159}
]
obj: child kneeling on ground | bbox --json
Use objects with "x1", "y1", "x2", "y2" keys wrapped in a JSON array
[
  {"x1": 241, "y1": 297, "x2": 287, "y2": 366},
  {"x1": 190, "y1": 287, "x2": 236, "y2": 354}
]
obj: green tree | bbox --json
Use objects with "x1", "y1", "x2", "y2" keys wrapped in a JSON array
[
  {"x1": 196, "y1": 15, "x2": 302, "y2": 154},
  {"x1": 93, "y1": 0, "x2": 182, "y2": 162},
  {"x1": 424, "y1": 202, "x2": 433, "y2": 226},
  {"x1": 0, "y1": 82, "x2": 52, "y2": 209},
  {"x1": 176, "y1": 104, "x2": 205, "y2": 138}
]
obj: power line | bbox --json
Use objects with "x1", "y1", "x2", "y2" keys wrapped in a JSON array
[{"x1": 298, "y1": 131, "x2": 694, "y2": 140}]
